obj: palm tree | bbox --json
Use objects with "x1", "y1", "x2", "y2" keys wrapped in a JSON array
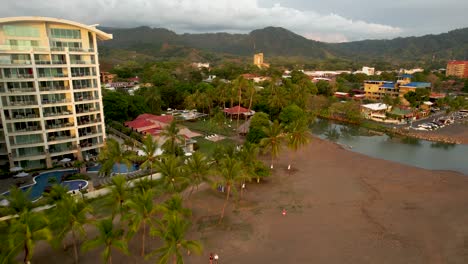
[
  {"x1": 43, "y1": 184, "x2": 69, "y2": 203},
  {"x1": 238, "y1": 143, "x2": 258, "y2": 195},
  {"x1": 52, "y1": 196, "x2": 93, "y2": 264},
  {"x1": 124, "y1": 189, "x2": 158, "y2": 256},
  {"x1": 260, "y1": 120, "x2": 285, "y2": 169},
  {"x1": 154, "y1": 155, "x2": 187, "y2": 193},
  {"x1": 82, "y1": 218, "x2": 128, "y2": 264},
  {"x1": 217, "y1": 157, "x2": 247, "y2": 222},
  {"x1": 8, "y1": 210, "x2": 51, "y2": 264},
  {"x1": 145, "y1": 87, "x2": 162, "y2": 114},
  {"x1": 286, "y1": 119, "x2": 311, "y2": 170},
  {"x1": 106, "y1": 175, "x2": 130, "y2": 220},
  {"x1": 2, "y1": 186, "x2": 33, "y2": 214},
  {"x1": 184, "y1": 152, "x2": 212, "y2": 199},
  {"x1": 267, "y1": 81, "x2": 287, "y2": 111},
  {"x1": 138, "y1": 134, "x2": 159, "y2": 180},
  {"x1": 148, "y1": 214, "x2": 202, "y2": 264},
  {"x1": 245, "y1": 81, "x2": 256, "y2": 112},
  {"x1": 98, "y1": 138, "x2": 132, "y2": 176},
  {"x1": 157, "y1": 194, "x2": 191, "y2": 219},
  {"x1": 160, "y1": 121, "x2": 184, "y2": 155}
]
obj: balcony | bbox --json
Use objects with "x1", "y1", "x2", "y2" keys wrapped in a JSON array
[
  {"x1": 35, "y1": 60, "x2": 67, "y2": 65},
  {"x1": 46, "y1": 122, "x2": 74, "y2": 130},
  {"x1": 5, "y1": 114, "x2": 40, "y2": 121},
  {"x1": 75, "y1": 96, "x2": 97, "y2": 102},
  {"x1": 1, "y1": 88, "x2": 36, "y2": 93},
  {"x1": 11, "y1": 140, "x2": 44, "y2": 147},
  {"x1": 0, "y1": 60, "x2": 32, "y2": 65},
  {"x1": 70, "y1": 60, "x2": 95, "y2": 65},
  {"x1": 49, "y1": 145, "x2": 78, "y2": 156},
  {"x1": 38, "y1": 73, "x2": 68, "y2": 78},
  {"x1": 42, "y1": 98, "x2": 71, "y2": 105},
  {"x1": 43, "y1": 111, "x2": 72, "y2": 118},
  {"x1": 8, "y1": 126, "x2": 42, "y2": 134},
  {"x1": 39, "y1": 86, "x2": 69, "y2": 92},
  {"x1": 77, "y1": 118, "x2": 101, "y2": 126},
  {"x1": 5, "y1": 101, "x2": 38, "y2": 107},
  {"x1": 0, "y1": 45, "x2": 48, "y2": 52},
  {"x1": 2, "y1": 74, "x2": 34, "y2": 80},
  {"x1": 68, "y1": 48, "x2": 95, "y2": 53},
  {"x1": 73, "y1": 85, "x2": 96, "y2": 90},
  {"x1": 71, "y1": 72, "x2": 96, "y2": 77},
  {"x1": 12, "y1": 151, "x2": 45, "y2": 160},
  {"x1": 47, "y1": 135, "x2": 75, "y2": 143}
]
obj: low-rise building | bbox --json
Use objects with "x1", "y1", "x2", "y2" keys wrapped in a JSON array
[
  {"x1": 361, "y1": 103, "x2": 389, "y2": 120},
  {"x1": 100, "y1": 71, "x2": 117, "y2": 84}
]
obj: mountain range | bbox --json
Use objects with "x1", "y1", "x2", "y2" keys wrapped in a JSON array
[{"x1": 98, "y1": 26, "x2": 468, "y2": 67}]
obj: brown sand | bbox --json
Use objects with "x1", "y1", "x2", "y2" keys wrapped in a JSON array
[{"x1": 30, "y1": 137, "x2": 468, "y2": 264}]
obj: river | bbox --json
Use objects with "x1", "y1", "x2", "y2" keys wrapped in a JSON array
[{"x1": 310, "y1": 119, "x2": 468, "y2": 175}]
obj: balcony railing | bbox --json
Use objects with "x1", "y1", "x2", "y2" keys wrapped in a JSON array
[
  {"x1": 73, "y1": 85, "x2": 96, "y2": 90},
  {"x1": 79, "y1": 131, "x2": 100, "y2": 137},
  {"x1": 49, "y1": 145, "x2": 77, "y2": 154},
  {"x1": 43, "y1": 111, "x2": 72, "y2": 117},
  {"x1": 2, "y1": 88, "x2": 36, "y2": 93},
  {"x1": 42, "y1": 98, "x2": 71, "y2": 104},
  {"x1": 39, "y1": 86, "x2": 68, "y2": 92},
  {"x1": 71, "y1": 72, "x2": 96, "y2": 77},
  {"x1": 46, "y1": 122, "x2": 74, "y2": 129},
  {"x1": 78, "y1": 118, "x2": 101, "y2": 126},
  {"x1": 2, "y1": 74, "x2": 34, "y2": 79},
  {"x1": 7, "y1": 114, "x2": 40, "y2": 120},
  {"x1": 48, "y1": 135, "x2": 74, "y2": 142},
  {"x1": 69, "y1": 48, "x2": 94, "y2": 52},
  {"x1": 75, "y1": 96, "x2": 96, "y2": 102},
  {"x1": 7, "y1": 101, "x2": 38, "y2": 106},
  {"x1": 76, "y1": 107, "x2": 98, "y2": 114},
  {"x1": 35, "y1": 60, "x2": 67, "y2": 65},
  {"x1": 70, "y1": 60, "x2": 95, "y2": 65},
  {"x1": 14, "y1": 140, "x2": 44, "y2": 146},
  {"x1": 9, "y1": 126, "x2": 42, "y2": 133},
  {"x1": 0, "y1": 60, "x2": 32, "y2": 65},
  {"x1": 12, "y1": 151, "x2": 45, "y2": 158},
  {"x1": 38, "y1": 73, "x2": 67, "y2": 78}
]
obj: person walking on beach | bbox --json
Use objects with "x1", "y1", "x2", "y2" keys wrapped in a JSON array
[{"x1": 209, "y1": 253, "x2": 214, "y2": 264}]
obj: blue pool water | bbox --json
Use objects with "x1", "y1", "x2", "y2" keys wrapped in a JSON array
[
  {"x1": 87, "y1": 163, "x2": 139, "y2": 174},
  {"x1": 2, "y1": 169, "x2": 88, "y2": 201}
]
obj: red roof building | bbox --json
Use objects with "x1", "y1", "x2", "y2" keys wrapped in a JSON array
[
  {"x1": 125, "y1": 114, "x2": 174, "y2": 133},
  {"x1": 223, "y1": 106, "x2": 250, "y2": 114}
]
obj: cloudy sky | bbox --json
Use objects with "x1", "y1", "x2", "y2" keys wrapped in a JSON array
[{"x1": 1, "y1": 0, "x2": 467, "y2": 42}]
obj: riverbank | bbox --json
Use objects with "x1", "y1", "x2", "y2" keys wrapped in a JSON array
[{"x1": 320, "y1": 115, "x2": 466, "y2": 144}]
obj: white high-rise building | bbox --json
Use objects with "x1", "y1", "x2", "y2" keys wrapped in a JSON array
[{"x1": 0, "y1": 17, "x2": 112, "y2": 169}]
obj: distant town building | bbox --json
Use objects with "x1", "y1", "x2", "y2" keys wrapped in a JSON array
[
  {"x1": 0, "y1": 16, "x2": 112, "y2": 169},
  {"x1": 100, "y1": 71, "x2": 117, "y2": 84},
  {"x1": 192, "y1": 62, "x2": 210, "y2": 69},
  {"x1": 253, "y1": 53, "x2": 270, "y2": 68},
  {"x1": 354, "y1": 66, "x2": 375, "y2": 76},
  {"x1": 363, "y1": 74, "x2": 431, "y2": 104},
  {"x1": 446, "y1": 60, "x2": 468, "y2": 78},
  {"x1": 402, "y1": 68, "x2": 424, "y2": 74}
]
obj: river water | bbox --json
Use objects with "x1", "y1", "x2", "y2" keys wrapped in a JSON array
[{"x1": 310, "y1": 119, "x2": 468, "y2": 175}]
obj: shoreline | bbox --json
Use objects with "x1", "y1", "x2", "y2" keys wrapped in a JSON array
[{"x1": 319, "y1": 115, "x2": 466, "y2": 145}]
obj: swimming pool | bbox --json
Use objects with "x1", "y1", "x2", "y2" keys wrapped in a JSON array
[
  {"x1": 87, "y1": 163, "x2": 139, "y2": 174},
  {"x1": 1, "y1": 169, "x2": 88, "y2": 201}
]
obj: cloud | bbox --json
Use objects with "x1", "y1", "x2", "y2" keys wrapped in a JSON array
[{"x1": 0, "y1": 0, "x2": 403, "y2": 42}]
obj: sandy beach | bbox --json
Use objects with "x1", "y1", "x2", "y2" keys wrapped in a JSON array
[{"x1": 29, "y1": 137, "x2": 468, "y2": 264}]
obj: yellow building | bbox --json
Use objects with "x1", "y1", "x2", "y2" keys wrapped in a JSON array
[
  {"x1": 253, "y1": 53, "x2": 269, "y2": 68},
  {"x1": 398, "y1": 82, "x2": 432, "y2": 105},
  {"x1": 364, "y1": 74, "x2": 414, "y2": 101},
  {"x1": 446, "y1": 60, "x2": 468, "y2": 78},
  {"x1": 0, "y1": 17, "x2": 112, "y2": 169}
]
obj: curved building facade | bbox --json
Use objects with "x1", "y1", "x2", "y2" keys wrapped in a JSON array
[{"x1": 0, "y1": 17, "x2": 112, "y2": 169}]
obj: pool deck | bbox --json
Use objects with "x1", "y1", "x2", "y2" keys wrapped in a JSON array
[{"x1": 0, "y1": 173, "x2": 162, "y2": 222}]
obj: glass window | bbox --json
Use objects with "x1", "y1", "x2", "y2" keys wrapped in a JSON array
[
  {"x1": 3, "y1": 25, "x2": 40, "y2": 37},
  {"x1": 50, "y1": 28, "x2": 81, "y2": 39}
]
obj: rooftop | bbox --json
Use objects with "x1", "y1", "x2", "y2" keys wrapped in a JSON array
[
  {"x1": 400, "y1": 82, "x2": 431, "y2": 88},
  {"x1": 380, "y1": 82, "x2": 396, "y2": 89},
  {"x1": 362, "y1": 103, "x2": 388, "y2": 111}
]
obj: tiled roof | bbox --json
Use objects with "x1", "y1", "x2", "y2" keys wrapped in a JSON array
[
  {"x1": 135, "y1": 114, "x2": 174, "y2": 123},
  {"x1": 224, "y1": 106, "x2": 250, "y2": 114}
]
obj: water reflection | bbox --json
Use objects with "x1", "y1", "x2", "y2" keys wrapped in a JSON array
[
  {"x1": 430, "y1": 142, "x2": 456, "y2": 150},
  {"x1": 310, "y1": 118, "x2": 468, "y2": 175}
]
